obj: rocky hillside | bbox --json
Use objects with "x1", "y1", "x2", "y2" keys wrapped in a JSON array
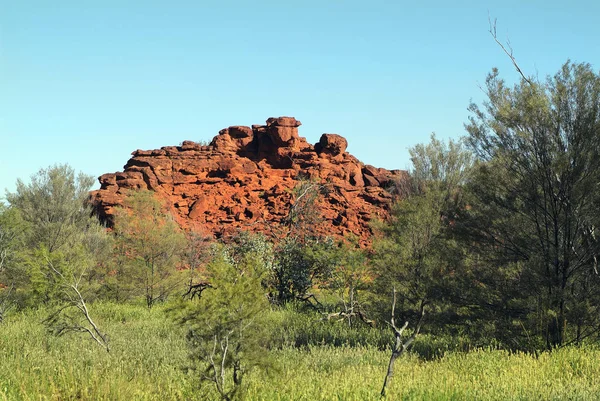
[{"x1": 91, "y1": 117, "x2": 406, "y2": 245}]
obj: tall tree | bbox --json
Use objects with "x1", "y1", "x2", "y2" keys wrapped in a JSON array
[
  {"x1": 112, "y1": 190, "x2": 186, "y2": 308},
  {"x1": 6, "y1": 164, "x2": 96, "y2": 253},
  {"x1": 0, "y1": 205, "x2": 27, "y2": 320},
  {"x1": 375, "y1": 135, "x2": 472, "y2": 395},
  {"x1": 5, "y1": 165, "x2": 110, "y2": 348},
  {"x1": 466, "y1": 62, "x2": 600, "y2": 347},
  {"x1": 373, "y1": 135, "x2": 472, "y2": 317},
  {"x1": 5, "y1": 164, "x2": 108, "y2": 304}
]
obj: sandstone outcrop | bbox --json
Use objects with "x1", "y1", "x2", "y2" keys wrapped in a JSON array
[{"x1": 91, "y1": 117, "x2": 406, "y2": 245}]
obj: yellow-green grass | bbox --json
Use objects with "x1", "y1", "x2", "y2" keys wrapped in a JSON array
[{"x1": 1, "y1": 303, "x2": 599, "y2": 400}]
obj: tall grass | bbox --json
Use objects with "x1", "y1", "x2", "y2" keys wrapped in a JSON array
[
  {"x1": 265, "y1": 305, "x2": 478, "y2": 359},
  {"x1": 1, "y1": 302, "x2": 600, "y2": 400},
  {"x1": 244, "y1": 345, "x2": 600, "y2": 400},
  {"x1": 0, "y1": 303, "x2": 196, "y2": 401}
]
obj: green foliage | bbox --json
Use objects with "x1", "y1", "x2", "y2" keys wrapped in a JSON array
[
  {"x1": 171, "y1": 251, "x2": 272, "y2": 400},
  {"x1": 3, "y1": 165, "x2": 109, "y2": 302},
  {"x1": 372, "y1": 136, "x2": 473, "y2": 327},
  {"x1": 111, "y1": 190, "x2": 187, "y2": 307},
  {"x1": 274, "y1": 178, "x2": 368, "y2": 306},
  {"x1": 465, "y1": 62, "x2": 600, "y2": 347},
  {"x1": 409, "y1": 133, "x2": 473, "y2": 193},
  {"x1": 0, "y1": 205, "x2": 26, "y2": 270},
  {"x1": 0, "y1": 205, "x2": 28, "y2": 315},
  {"x1": 272, "y1": 238, "x2": 315, "y2": 303},
  {"x1": 3, "y1": 164, "x2": 110, "y2": 347},
  {"x1": 305, "y1": 238, "x2": 374, "y2": 326},
  {"x1": 35, "y1": 244, "x2": 110, "y2": 351},
  {"x1": 221, "y1": 231, "x2": 275, "y2": 273},
  {"x1": 272, "y1": 237, "x2": 356, "y2": 305},
  {"x1": 23, "y1": 221, "x2": 109, "y2": 307},
  {"x1": 5, "y1": 164, "x2": 98, "y2": 253}
]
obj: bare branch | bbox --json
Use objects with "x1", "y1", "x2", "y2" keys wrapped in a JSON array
[
  {"x1": 44, "y1": 254, "x2": 109, "y2": 352},
  {"x1": 183, "y1": 281, "x2": 212, "y2": 300},
  {"x1": 488, "y1": 16, "x2": 533, "y2": 86}
]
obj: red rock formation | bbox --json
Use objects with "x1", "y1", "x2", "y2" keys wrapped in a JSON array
[{"x1": 91, "y1": 117, "x2": 406, "y2": 246}]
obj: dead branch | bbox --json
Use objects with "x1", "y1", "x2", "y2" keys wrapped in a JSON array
[
  {"x1": 323, "y1": 306, "x2": 376, "y2": 327},
  {"x1": 183, "y1": 281, "x2": 213, "y2": 300},
  {"x1": 45, "y1": 256, "x2": 110, "y2": 352},
  {"x1": 296, "y1": 293, "x2": 323, "y2": 310},
  {"x1": 488, "y1": 16, "x2": 533, "y2": 86}
]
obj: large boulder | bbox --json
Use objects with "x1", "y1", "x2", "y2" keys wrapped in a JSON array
[{"x1": 315, "y1": 134, "x2": 348, "y2": 156}]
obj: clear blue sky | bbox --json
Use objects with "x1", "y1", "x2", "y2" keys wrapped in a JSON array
[{"x1": 1, "y1": 0, "x2": 599, "y2": 198}]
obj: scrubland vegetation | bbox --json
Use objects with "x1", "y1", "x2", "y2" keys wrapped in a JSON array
[
  {"x1": 3, "y1": 303, "x2": 600, "y2": 401},
  {"x1": 2, "y1": 62, "x2": 600, "y2": 400}
]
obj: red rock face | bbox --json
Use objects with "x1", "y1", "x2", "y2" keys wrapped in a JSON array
[{"x1": 90, "y1": 117, "x2": 407, "y2": 246}]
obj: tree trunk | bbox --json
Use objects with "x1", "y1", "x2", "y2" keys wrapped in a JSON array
[{"x1": 381, "y1": 350, "x2": 400, "y2": 397}]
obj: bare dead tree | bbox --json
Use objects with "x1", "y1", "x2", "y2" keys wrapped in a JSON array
[
  {"x1": 488, "y1": 16, "x2": 534, "y2": 86},
  {"x1": 296, "y1": 293, "x2": 323, "y2": 310},
  {"x1": 380, "y1": 288, "x2": 425, "y2": 398},
  {"x1": 182, "y1": 230, "x2": 213, "y2": 297}
]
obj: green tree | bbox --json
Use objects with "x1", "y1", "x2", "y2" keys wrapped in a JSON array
[
  {"x1": 466, "y1": 62, "x2": 600, "y2": 347},
  {"x1": 6, "y1": 164, "x2": 96, "y2": 253},
  {"x1": 5, "y1": 165, "x2": 110, "y2": 348},
  {"x1": 222, "y1": 231, "x2": 275, "y2": 273},
  {"x1": 373, "y1": 135, "x2": 472, "y2": 321},
  {"x1": 409, "y1": 134, "x2": 474, "y2": 195},
  {"x1": 271, "y1": 177, "x2": 336, "y2": 304},
  {"x1": 272, "y1": 238, "x2": 314, "y2": 304},
  {"x1": 112, "y1": 190, "x2": 186, "y2": 308},
  {"x1": 374, "y1": 136, "x2": 472, "y2": 393},
  {"x1": 307, "y1": 238, "x2": 374, "y2": 326},
  {"x1": 39, "y1": 243, "x2": 110, "y2": 351},
  {"x1": 5, "y1": 165, "x2": 109, "y2": 304},
  {"x1": 0, "y1": 205, "x2": 27, "y2": 320},
  {"x1": 172, "y1": 244, "x2": 271, "y2": 401},
  {"x1": 373, "y1": 189, "x2": 450, "y2": 323}
]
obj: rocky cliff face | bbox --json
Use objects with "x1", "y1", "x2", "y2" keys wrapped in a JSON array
[{"x1": 91, "y1": 117, "x2": 406, "y2": 245}]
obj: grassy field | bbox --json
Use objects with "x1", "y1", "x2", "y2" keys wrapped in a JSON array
[{"x1": 1, "y1": 303, "x2": 599, "y2": 400}]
